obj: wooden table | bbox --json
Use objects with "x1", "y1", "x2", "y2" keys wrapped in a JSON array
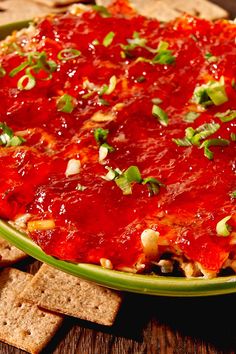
[{"x1": 1, "y1": 1, "x2": 236, "y2": 353}]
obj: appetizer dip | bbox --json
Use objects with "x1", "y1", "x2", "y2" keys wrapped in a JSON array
[{"x1": 0, "y1": 0, "x2": 235, "y2": 278}]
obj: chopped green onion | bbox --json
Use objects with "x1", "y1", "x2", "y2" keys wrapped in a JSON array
[
  {"x1": 103, "y1": 166, "x2": 122, "y2": 181},
  {"x1": 190, "y1": 123, "x2": 220, "y2": 146},
  {"x1": 92, "y1": 5, "x2": 111, "y2": 17},
  {"x1": 231, "y1": 79, "x2": 236, "y2": 89},
  {"x1": 105, "y1": 165, "x2": 164, "y2": 196},
  {"x1": 100, "y1": 142, "x2": 114, "y2": 152},
  {"x1": 121, "y1": 34, "x2": 175, "y2": 64},
  {"x1": 17, "y1": 74, "x2": 36, "y2": 90},
  {"x1": 56, "y1": 94, "x2": 77, "y2": 113},
  {"x1": 92, "y1": 39, "x2": 100, "y2": 46},
  {"x1": 152, "y1": 41, "x2": 175, "y2": 65},
  {"x1": 204, "y1": 52, "x2": 218, "y2": 63},
  {"x1": 124, "y1": 165, "x2": 142, "y2": 183},
  {"x1": 215, "y1": 109, "x2": 236, "y2": 123},
  {"x1": 172, "y1": 137, "x2": 193, "y2": 147},
  {"x1": 193, "y1": 77, "x2": 228, "y2": 106},
  {"x1": 231, "y1": 133, "x2": 236, "y2": 141},
  {"x1": 0, "y1": 66, "x2": 6, "y2": 78},
  {"x1": 94, "y1": 128, "x2": 114, "y2": 155},
  {"x1": 57, "y1": 48, "x2": 81, "y2": 61},
  {"x1": 173, "y1": 122, "x2": 220, "y2": 148},
  {"x1": 216, "y1": 215, "x2": 232, "y2": 237},
  {"x1": 98, "y1": 98, "x2": 110, "y2": 106},
  {"x1": 136, "y1": 76, "x2": 146, "y2": 83},
  {"x1": 9, "y1": 61, "x2": 29, "y2": 77},
  {"x1": 121, "y1": 32, "x2": 147, "y2": 54},
  {"x1": 103, "y1": 32, "x2": 115, "y2": 47},
  {"x1": 0, "y1": 122, "x2": 25, "y2": 147},
  {"x1": 200, "y1": 138, "x2": 230, "y2": 160},
  {"x1": 76, "y1": 184, "x2": 87, "y2": 191},
  {"x1": 184, "y1": 111, "x2": 200, "y2": 123},
  {"x1": 115, "y1": 175, "x2": 132, "y2": 195},
  {"x1": 115, "y1": 165, "x2": 142, "y2": 195},
  {"x1": 152, "y1": 104, "x2": 168, "y2": 126},
  {"x1": 142, "y1": 177, "x2": 164, "y2": 196},
  {"x1": 104, "y1": 75, "x2": 117, "y2": 95},
  {"x1": 10, "y1": 51, "x2": 57, "y2": 89},
  {"x1": 230, "y1": 190, "x2": 236, "y2": 198},
  {"x1": 7, "y1": 135, "x2": 25, "y2": 146},
  {"x1": 0, "y1": 122, "x2": 13, "y2": 138},
  {"x1": 94, "y1": 128, "x2": 109, "y2": 144}
]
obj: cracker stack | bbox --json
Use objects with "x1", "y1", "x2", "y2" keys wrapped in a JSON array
[{"x1": 0, "y1": 236, "x2": 122, "y2": 353}]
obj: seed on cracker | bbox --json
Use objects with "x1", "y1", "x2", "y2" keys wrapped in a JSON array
[
  {"x1": 0, "y1": 237, "x2": 28, "y2": 267},
  {"x1": 0, "y1": 268, "x2": 63, "y2": 354},
  {"x1": 21, "y1": 263, "x2": 122, "y2": 326}
]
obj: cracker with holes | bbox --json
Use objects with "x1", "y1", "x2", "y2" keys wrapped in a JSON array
[
  {"x1": 96, "y1": 0, "x2": 228, "y2": 21},
  {"x1": 0, "y1": 268, "x2": 63, "y2": 354},
  {"x1": 0, "y1": 0, "x2": 67, "y2": 26},
  {"x1": 31, "y1": 0, "x2": 84, "y2": 8},
  {"x1": 21, "y1": 264, "x2": 122, "y2": 326},
  {"x1": 163, "y1": 0, "x2": 228, "y2": 20},
  {"x1": 0, "y1": 237, "x2": 28, "y2": 267}
]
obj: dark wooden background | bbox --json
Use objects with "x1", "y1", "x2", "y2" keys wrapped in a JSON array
[{"x1": 1, "y1": 1, "x2": 236, "y2": 353}]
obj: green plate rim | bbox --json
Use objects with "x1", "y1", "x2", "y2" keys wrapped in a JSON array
[{"x1": 1, "y1": 20, "x2": 236, "y2": 297}]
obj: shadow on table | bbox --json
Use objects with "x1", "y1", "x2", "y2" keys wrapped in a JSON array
[
  {"x1": 112, "y1": 291, "x2": 236, "y2": 352},
  {"x1": 40, "y1": 290, "x2": 236, "y2": 353}
]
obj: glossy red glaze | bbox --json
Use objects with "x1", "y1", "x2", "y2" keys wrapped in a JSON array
[{"x1": 0, "y1": 7, "x2": 235, "y2": 272}]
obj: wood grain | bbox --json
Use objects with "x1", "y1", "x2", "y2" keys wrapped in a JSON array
[{"x1": 0, "y1": 1, "x2": 236, "y2": 353}]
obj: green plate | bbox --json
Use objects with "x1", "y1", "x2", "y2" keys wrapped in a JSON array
[{"x1": 1, "y1": 21, "x2": 236, "y2": 297}]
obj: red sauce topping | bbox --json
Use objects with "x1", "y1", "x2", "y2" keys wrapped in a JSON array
[{"x1": 0, "y1": 6, "x2": 235, "y2": 273}]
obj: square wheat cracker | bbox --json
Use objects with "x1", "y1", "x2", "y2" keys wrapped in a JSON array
[
  {"x1": 96, "y1": 0, "x2": 228, "y2": 21},
  {"x1": 0, "y1": 0, "x2": 68, "y2": 26},
  {"x1": 0, "y1": 268, "x2": 63, "y2": 354},
  {"x1": 0, "y1": 237, "x2": 28, "y2": 267},
  {"x1": 32, "y1": 0, "x2": 87, "y2": 8},
  {"x1": 21, "y1": 263, "x2": 122, "y2": 326}
]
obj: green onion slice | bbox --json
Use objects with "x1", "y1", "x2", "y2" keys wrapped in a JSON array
[
  {"x1": 184, "y1": 111, "x2": 200, "y2": 123},
  {"x1": 204, "y1": 52, "x2": 218, "y2": 63},
  {"x1": 94, "y1": 128, "x2": 109, "y2": 144},
  {"x1": 152, "y1": 104, "x2": 168, "y2": 126},
  {"x1": 103, "y1": 32, "x2": 115, "y2": 47},
  {"x1": 58, "y1": 48, "x2": 81, "y2": 61},
  {"x1": 200, "y1": 138, "x2": 230, "y2": 160},
  {"x1": 0, "y1": 66, "x2": 6, "y2": 78},
  {"x1": 142, "y1": 177, "x2": 164, "y2": 196},
  {"x1": 9, "y1": 61, "x2": 29, "y2": 77},
  {"x1": 105, "y1": 165, "x2": 164, "y2": 196},
  {"x1": 56, "y1": 94, "x2": 77, "y2": 113},
  {"x1": 152, "y1": 41, "x2": 175, "y2": 65},
  {"x1": 17, "y1": 74, "x2": 36, "y2": 90},
  {"x1": 92, "y1": 5, "x2": 111, "y2": 17},
  {"x1": 0, "y1": 122, "x2": 25, "y2": 147},
  {"x1": 231, "y1": 133, "x2": 236, "y2": 141},
  {"x1": 230, "y1": 190, "x2": 236, "y2": 198},
  {"x1": 193, "y1": 76, "x2": 228, "y2": 106},
  {"x1": 76, "y1": 184, "x2": 87, "y2": 191},
  {"x1": 102, "y1": 75, "x2": 117, "y2": 95},
  {"x1": 215, "y1": 109, "x2": 236, "y2": 123},
  {"x1": 190, "y1": 123, "x2": 220, "y2": 146},
  {"x1": 216, "y1": 216, "x2": 232, "y2": 237}
]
